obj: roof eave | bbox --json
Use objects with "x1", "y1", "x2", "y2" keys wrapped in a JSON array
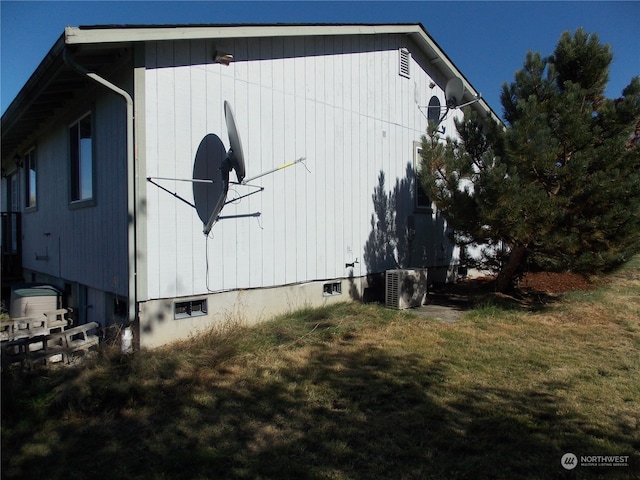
[
  {"x1": 3, "y1": 23, "x2": 502, "y2": 163},
  {"x1": 64, "y1": 23, "x2": 501, "y2": 123},
  {"x1": 408, "y1": 26, "x2": 501, "y2": 125},
  {"x1": 64, "y1": 23, "x2": 421, "y2": 44},
  {"x1": 1, "y1": 33, "x2": 66, "y2": 130}
]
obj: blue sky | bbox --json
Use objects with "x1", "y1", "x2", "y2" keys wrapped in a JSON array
[{"x1": 1, "y1": 1, "x2": 639, "y2": 117}]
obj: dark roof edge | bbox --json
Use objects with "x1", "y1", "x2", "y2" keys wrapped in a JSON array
[
  {"x1": 76, "y1": 22, "x2": 421, "y2": 30},
  {"x1": 1, "y1": 33, "x2": 66, "y2": 124},
  {"x1": 3, "y1": 23, "x2": 502, "y2": 136}
]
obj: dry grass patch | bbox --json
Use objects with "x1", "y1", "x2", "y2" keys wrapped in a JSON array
[{"x1": 2, "y1": 262, "x2": 640, "y2": 479}]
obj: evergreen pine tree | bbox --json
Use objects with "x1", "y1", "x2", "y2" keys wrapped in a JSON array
[{"x1": 420, "y1": 29, "x2": 640, "y2": 291}]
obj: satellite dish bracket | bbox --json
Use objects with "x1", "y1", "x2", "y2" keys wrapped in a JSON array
[
  {"x1": 147, "y1": 176, "x2": 215, "y2": 184},
  {"x1": 225, "y1": 186, "x2": 265, "y2": 204},
  {"x1": 147, "y1": 177, "x2": 196, "y2": 209},
  {"x1": 186, "y1": 102, "x2": 309, "y2": 235},
  {"x1": 226, "y1": 148, "x2": 245, "y2": 183},
  {"x1": 242, "y1": 157, "x2": 308, "y2": 184},
  {"x1": 417, "y1": 105, "x2": 448, "y2": 133},
  {"x1": 456, "y1": 97, "x2": 482, "y2": 109},
  {"x1": 418, "y1": 77, "x2": 481, "y2": 130},
  {"x1": 437, "y1": 107, "x2": 450, "y2": 127},
  {"x1": 217, "y1": 212, "x2": 261, "y2": 221},
  {"x1": 418, "y1": 98, "x2": 481, "y2": 130}
]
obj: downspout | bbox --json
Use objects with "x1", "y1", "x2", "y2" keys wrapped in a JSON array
[{"x1": 63, "y1": 48, "x2": 138, "y2": 330}]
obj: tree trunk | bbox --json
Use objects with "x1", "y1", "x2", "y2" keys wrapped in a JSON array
[{"x1": 495, "y1": 244, "x2": 528, "y2": 293}]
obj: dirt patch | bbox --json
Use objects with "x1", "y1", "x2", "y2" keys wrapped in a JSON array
[
  {"x1": 415, "y1": 271, "x2": 597, "y2": 321},
  {"x1": 447, "y1": 271, "x2": 595, "y2": 296},
  {"x1": 518, "y1": 271, "x2": 594, "y2": 294},
  {"x1": 412, "y1": 304, "x2": 467, "y2": 323}
]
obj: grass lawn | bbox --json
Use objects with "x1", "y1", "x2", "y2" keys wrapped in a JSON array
[{"x1": 2, "y1": 258, "x2": 639, "y2": 479}]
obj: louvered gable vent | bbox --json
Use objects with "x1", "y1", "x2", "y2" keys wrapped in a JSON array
[{"x1": 399, "y1": 47, "x2": 411, "y2": 78}]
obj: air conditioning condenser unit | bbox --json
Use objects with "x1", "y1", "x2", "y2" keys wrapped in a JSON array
[{"x1": 385, "y1": 269, "x2": 427, "y2": 309}]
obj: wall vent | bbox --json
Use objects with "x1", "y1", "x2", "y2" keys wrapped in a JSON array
[
  {"x1": 175, "y1": 298, "x2": 208, "y2": 319},
  {"x1": 323, "y1": 282, "x2": 342, "y2": 296},
  {"x1": 399, "y1": 48, "x2": 411, "y2": 78},
  {"x1": 385, "y1": 269, "x2": 427, "y2": 309}
]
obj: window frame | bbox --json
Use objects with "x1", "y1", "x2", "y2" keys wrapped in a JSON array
[
  {"x1": 24, "y1": 147, "x2": 37, "y2": 211},
  {"x1": 427, "y1": 95, "x2": 442, "y2": 127},
  {"x1": 413, "y1": 141, "x2": 433, "y2": 212},
  {"x1": 69, "y1": 111, "x2": 96, "y2": 208}
]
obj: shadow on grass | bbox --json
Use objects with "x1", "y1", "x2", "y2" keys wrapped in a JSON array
[
  {"x1": 428, "y1": 277, "x2": 566, "y2": 315},
  {"x1": 2, "y1": 340, "x2": 638, "y2": 480}
]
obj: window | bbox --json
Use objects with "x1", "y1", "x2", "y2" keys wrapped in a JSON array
[
  {"x1": 323, "y1": 282, "x2": 342, "y2": 296},
  {"x1": 70, "y1": 113, "x2": 94, "y2": 203},
  {"x1": 427, "y1": 96, "x2": 441, "y2": 126},
  {"x1": 414, "y1": 143, "x2": 432, "y2": 211},
  {"x1": 9, "y1": 173, "x2": 19, "y2": 213},
  {"x1": 174, "y1": 299, "x2": 208, "y2": 319},
  {"x1": 24, "y1": 148, "x2": 37, "y2": 209},
  {"x1": 399, "y1": 48, "x2": 410, "y2": 78},
  {"x1": 7, "y1": 173, "x2": 19, "y2": 253}
]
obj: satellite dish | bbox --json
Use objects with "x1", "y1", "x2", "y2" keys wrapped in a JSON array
[
  {"x1": 191, "y1": 101, "x2": 306, "y2": 235},
  {"x1": 445, "y1": 77, "x2": 464, "y2": 109},
  {"x1": 224, "y1": 100, "x2": 246, "y2": 183},
  {"x1": 192, "y1": 134, "x2": 230, "y2": 234},
  {"x1": 150, "y1": 101, "x2": 270, "y2": 236}
]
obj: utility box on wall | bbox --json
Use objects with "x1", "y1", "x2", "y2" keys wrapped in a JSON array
[{"x1": 385, "y1": 269, "x2": 428, "y2": 309}]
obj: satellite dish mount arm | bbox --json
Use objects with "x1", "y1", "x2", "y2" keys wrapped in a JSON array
[
  {"x1": 436, "y1": 107, "x2": 450, "y2": 128},
  {"x1": 225, "y1": 148, "x2": 245, "y2": 183}
]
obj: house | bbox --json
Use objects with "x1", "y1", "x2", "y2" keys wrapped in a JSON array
[{"x1": 1, "y1": 24, "x2": 499, "y2": 348}]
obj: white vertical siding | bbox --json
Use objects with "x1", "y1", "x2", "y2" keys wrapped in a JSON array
[
  {"x1": 294, "y1": 94, "x2": 307, "y2": 282},
  {"x1": 156, "y1": 42, "x2": 179, "y2": 298},
  {"x1": 304, "y1": 97, "x2": 317, "y2": 280},
  {"x1": 190, "y1": 40, "x2": 209, "y2": 291},
  {"x1": 143, "y1": 33, "x2": 455, "y2": 299},
  {"x1": 145, "y1": 42, "x2": 160, "y2": 297},
  {"x1": 20, "y1": 66, "x2": 130, "y2": 299}
]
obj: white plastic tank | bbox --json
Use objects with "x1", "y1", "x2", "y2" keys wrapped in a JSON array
[{"x1": 10, "y1": 284, "x2": 61, "y2": 318}]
